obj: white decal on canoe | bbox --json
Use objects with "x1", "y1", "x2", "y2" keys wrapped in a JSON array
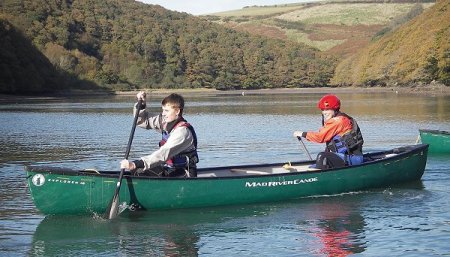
[
  {"x1": 47, "y1": 178, "x2": 86, "y2": 185},
  {"x1": 245, "y1": 177, "x2": 318, "y2": 188},
  {"x1": 32, "y1": 174, "x2": 45, "y2": 187}
]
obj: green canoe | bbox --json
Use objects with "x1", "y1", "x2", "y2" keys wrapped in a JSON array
[
  {"x1": 419, "y1": 129, "x2": 450, "y2": 154},
  {"x1": 25, "y1": 144, "x2": 428, "y2": 215}
]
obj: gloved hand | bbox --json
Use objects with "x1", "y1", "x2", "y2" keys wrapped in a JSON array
[
  {"x1": 136, "y1": 91, "x2": 146, "y2": 101},
  {"x1": 135, "y1": 91, "x2": 147, "y2": 111},
  {"x1": 120, "y1": 159, "x2": 135, "y2": 170},
  {"x1": 293, "y1": 131, "x2": 304, "y2": 138}
]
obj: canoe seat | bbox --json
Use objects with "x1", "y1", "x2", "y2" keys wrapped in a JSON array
[
  {"x1": 230, "y1": 165, "x2": 318, "y2": 175},
  {"x1": 230, "y1": 169, "x2": 270, "y2": 175}
]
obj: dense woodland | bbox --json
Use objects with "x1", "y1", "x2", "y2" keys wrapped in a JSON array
[
  {"x1": 0, "y1": 0, "x2": 335, "y2": 94},
  {"x1": 0, "y1": 19, "x2": 100, "y2": 94},
  {"x1": 1, "y1": 0, "x2": 448, "y2": 95}
]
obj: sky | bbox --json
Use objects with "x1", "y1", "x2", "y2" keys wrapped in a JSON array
[{"x1": 138, "y1": 0, "x2": 315, "y2": 15}]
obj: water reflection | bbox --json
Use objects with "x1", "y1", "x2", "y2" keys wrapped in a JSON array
[
  {"x1": 313, "y1": 205, "x2": 365, "y2": 256},
  {"x1": 29, "y1": 206, "x2": 269, "y2": 256},
  {"x1": 29, "y1": 195, "x2": 372, "y2": 256},
  {"x1": 294, "y1": 196, "x2": 367, "y2": 257}
]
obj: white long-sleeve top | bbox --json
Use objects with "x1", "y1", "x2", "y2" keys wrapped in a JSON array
[{"x1": 134, "y1": 104, "x2": 196, "y2": 170}]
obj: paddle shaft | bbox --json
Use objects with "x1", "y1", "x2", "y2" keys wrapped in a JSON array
[
  {"x1": 123, "y1": 100, "x2": 143, "y2": 161},
  {"x1": 297, "y1": 136, "x2": 313, "y2": 161},
  {"x1": 105, "y1": 99, "x2": 143, "y2": 219}
]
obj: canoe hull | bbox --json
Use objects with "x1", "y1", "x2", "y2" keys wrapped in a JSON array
[
  {"x1": 419, "y1": 129, "x2": 450, "y2": 154},
  {"x1": 26, "y1": 144, "x2": 428, "y2": 215}
]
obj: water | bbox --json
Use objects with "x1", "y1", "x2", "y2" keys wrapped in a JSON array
[{"x1": 1, "y1": 91, "x2": 449, "y2": 256}]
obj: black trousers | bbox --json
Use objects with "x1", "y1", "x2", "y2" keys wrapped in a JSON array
[{"x1": 315, "y1": 152, "x2": 346, "y2": 169}]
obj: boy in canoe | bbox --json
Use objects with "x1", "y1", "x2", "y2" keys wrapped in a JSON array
[
  {"x1": 120, "y1": 92, "x2": 199, "y2": 177},
  {"x1": 293, "y1": 94, "x2": 364, "y2": 169}
]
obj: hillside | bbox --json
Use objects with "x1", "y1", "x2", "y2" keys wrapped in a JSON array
[
  {"x1": 0, "y1": 20, "x2": 60, "y2": 94},
  {"x1": 0, "y1": 20, "x2": 101, "y2": 94},
  {"x1": 0, "y1": 0, "x2": 334, "y2": 94},
  {"x1": 332, "y1": 0, "x2": 450, "y2": 86},
  {"x1": 204, "y1": 1, "x2": 434, "y2": 58}
]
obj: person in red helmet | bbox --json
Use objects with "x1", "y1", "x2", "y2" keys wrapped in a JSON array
[{"x1": 293, "y1": 94, "x2": 364, "y2": 169}]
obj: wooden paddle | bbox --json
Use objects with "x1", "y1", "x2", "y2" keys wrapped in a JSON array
[
  {"x1": 297, "y1": 136, "x2": 313, "y2": 161},
  {"x1": 105, "y1": 99, "x2": 143, "y2": 219}
]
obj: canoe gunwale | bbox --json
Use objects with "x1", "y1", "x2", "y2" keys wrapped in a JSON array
[
  {"x1": 419, "y1": 129, "x2": 450, "y2": 136},
  {"x1": 24, "y1": 144, "x2": 429, "y2": 180}
]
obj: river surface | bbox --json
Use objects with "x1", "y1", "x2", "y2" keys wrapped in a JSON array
[{"x1": 0, "y1": 90, "x2": 449, "y2": 256}]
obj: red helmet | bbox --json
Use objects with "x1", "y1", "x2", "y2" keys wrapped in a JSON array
[{"x1": 317, "y1": 94, "x2": 341, "y2": 110}]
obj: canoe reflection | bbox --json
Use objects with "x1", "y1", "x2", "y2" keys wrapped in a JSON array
[
  {"x1": 29, "y1": 205, "x2": 274, "y2": 256},
  {"x1": 33, "y1": 189, "x2": 429, "y2": 256}
]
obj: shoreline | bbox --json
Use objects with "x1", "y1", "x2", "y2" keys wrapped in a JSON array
[
  {"x1": 1, "y1": 85, "x2": 449, "y2": 101},
  {"x1": 113, "y1": 84, "x2": 450, "y2": 97}
]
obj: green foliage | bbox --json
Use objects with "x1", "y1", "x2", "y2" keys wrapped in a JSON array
[
  {"x1": 437, "y1": 49, "x2": 450, "y2": 85},
  {"x1": 424, "y1": 55, "x2": 439, "y2": 83},
  {"x1": 0, "y1": 19, "x2": 105, "y2": 94},
  {"x1": 0, "y1": 0, "x2": 336, "y2": 94},
  {"x1": 0, "y1": 19, "x2": 60, "y2": 94}
]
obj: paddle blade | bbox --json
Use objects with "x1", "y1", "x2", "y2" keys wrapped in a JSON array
[
  {"x1": 104, "y1": 175, "x2": 124, "y2": 219},
  {"x1": 105, "y1": 194, "x2": 119, "y2": 219},
  {"x1": 105, "y1": 100, "x2": 142, "y2": 219}
]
